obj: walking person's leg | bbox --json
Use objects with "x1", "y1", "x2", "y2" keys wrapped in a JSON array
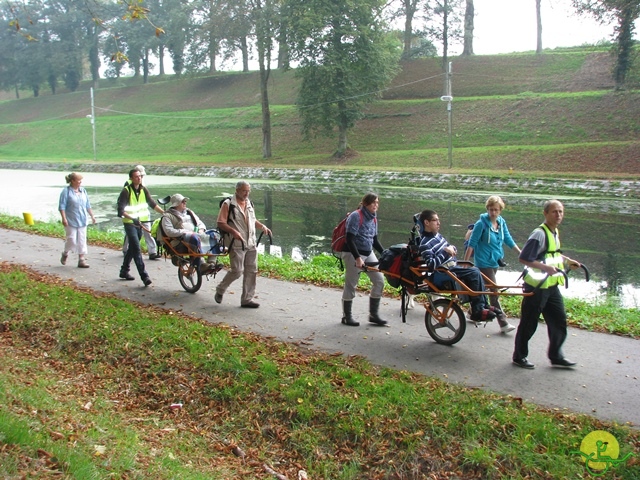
[
  {"x1": 340, "y1": 252, "x2": 360, "y2": 326},
  {"x1": 240, "y1": 248, "x2": 258, "y2": 307},
  {"x1": 77, "y1": 226, "x2": 89, "y2": 268},
  {"x1": 142, "y1": 222, "x2": 158, "y2": 258},
  {"x1": 215, "y1": 249, "x2": 244, "y2": 303},
  {"x1": 512, "y1": 287, "x2": 546, "y2": 368},
  {"x1": 364, "y1": 251, "x2": 387, "y2": 325},
  {"x1": 480, "y1": 267, "x2": 514, "y2": 332},
  {"x1": 542, "y1": 287, "x2": 570, "y2": 364},
  {"x1": 61, "y1": 225, "x2": 77, "y2": 265}
]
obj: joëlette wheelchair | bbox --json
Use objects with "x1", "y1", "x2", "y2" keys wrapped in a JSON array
[
  {"x1": 152, "y1": 195, "x2": 228, "y2": 294},
  {"x1": 369, "y1": 219, "x2": 535, "y2": 346}
]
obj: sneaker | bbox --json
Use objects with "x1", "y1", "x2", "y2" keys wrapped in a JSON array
[
  {"x1": 214, "y1": 292, "x2": 223, "y2": 304},
  {"x1": 148, "y1": 253, "x2": 161, "y2": 260},
  {"x1": 500, "y1": 323, "x2": 516, "y2": 334},
  {"x1": 119, "y1": 272, "x2": 135, "y2": 281},
  {"x1": 60, "y1": 252, "x2": 68, "y2": 265},
  {"x1": 77, "y1": 260, "x2": 90, "y2": 268},
  {"x1": 142, "y1": 277, "x2": 152, "y2": 287}
]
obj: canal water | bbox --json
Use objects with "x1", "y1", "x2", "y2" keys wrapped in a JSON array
[{"x1": 2, "y1": 169, "x2": 638, "y2": 308}]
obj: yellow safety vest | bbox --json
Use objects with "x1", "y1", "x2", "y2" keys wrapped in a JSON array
[
  {"x1": 123, "y1": 185, "x2": 150, "y2": 223},
  {"x1": 523, "y1": 223, "x2": 565, "y2": 289}
]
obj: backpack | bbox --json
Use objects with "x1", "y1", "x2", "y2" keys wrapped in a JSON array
[
  {"x1": 219, "y1": 196, "x2": 254, "y2": 223},
  {"x1": 330, "y1": 209, "x2": 374, "y2": 269},
  {"x1": 151, "y1": 218, "x2": 162, "y2": 243},
  {"x1": 378, "y1": 244, "x2": 407, "y2": 288}
]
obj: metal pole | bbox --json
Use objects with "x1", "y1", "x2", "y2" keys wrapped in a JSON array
[
  {"x1": 90, "y1": 87, "x2": 96, "y2": 161},
  {"x1": 447, "y1": 61, "x2": 452, "y2": 169}
]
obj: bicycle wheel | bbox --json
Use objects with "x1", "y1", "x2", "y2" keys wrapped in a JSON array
[
  {"x1": 178, "y1": 261, "x2": 202, "y2": 293},
  {"x1": 424, "y1": 298, "x2": 466, "y2": 345}
]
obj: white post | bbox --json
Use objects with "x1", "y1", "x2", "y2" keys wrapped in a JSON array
[
  {"x1": 446, "y1": 61, "x2": 452, "y2": 169},
  {"x1": 440, "y1": 61, "x2": 453, "y2": 169}
]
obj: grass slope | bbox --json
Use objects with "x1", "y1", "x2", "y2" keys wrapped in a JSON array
[{"x1": 0, "y1": 50, "x2": 638, "y2": 176}]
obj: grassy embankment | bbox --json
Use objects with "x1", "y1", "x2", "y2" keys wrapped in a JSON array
[{"x1": 0, "y1": 51, "x2": 638, "y2": 178}]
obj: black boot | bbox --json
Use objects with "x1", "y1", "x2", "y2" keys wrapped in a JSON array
[
  {"x1": 341, "y1": 300, "x2": 359, "y2": 326},
  {"x1": 369, "y1": 297, "x2": 388, "y2": 326}
]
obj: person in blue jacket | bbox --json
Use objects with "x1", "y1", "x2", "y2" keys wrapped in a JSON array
[{"x1": 464, "y1": 195, "x2": 521, "y2": 333}]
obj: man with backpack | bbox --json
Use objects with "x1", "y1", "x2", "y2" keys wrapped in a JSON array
[
  {"x1": 512, "y1": 200, "x2": 582, "y2": 370},
  {"x1": 214, "y1": 181, "x2": 271, "y2": 308}
]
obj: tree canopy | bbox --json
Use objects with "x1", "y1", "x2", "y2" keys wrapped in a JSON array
[{"x1": 285, "y1": 0, "x2": 401, "y2": 157}]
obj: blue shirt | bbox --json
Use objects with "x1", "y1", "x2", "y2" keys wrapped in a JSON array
[
  {"x1": 58, "y1": 186, "x2": 91, "y2": 228},
  {"x1": 467, "y1": 213, "x2": 517, "y2": 268}
]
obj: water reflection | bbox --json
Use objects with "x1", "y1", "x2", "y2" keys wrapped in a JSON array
[{"x1": 2, "y1": 169, "x2": 638, "y2": 308}]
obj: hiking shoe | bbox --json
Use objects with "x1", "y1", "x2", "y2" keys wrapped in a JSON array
[
  {"x1": 119, "y1": 272, "x2": 135, "y2": 281},
  {"x1": 142, "y1": 277, "x2": 152, "y2": 287},
  {"x1": 60, "y1": 252, "x2": 68, "y2": 265},
  {"x1": 241, "y1": 301, "x2": 260, "y2": 308},
  {"x1": 214, "y1": 292, "x2": 223, "y2": 304},
  {"x1": 500, "y1": 323, "x2": 516, "y2": 334}
]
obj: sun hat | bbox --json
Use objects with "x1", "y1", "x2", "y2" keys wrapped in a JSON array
[{"x1": 170, "y1": 193, "x2": 189, "y2": 207}]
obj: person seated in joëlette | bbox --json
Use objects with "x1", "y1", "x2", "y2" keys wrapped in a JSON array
[
  {"x1": 417, "y1": 209, "x2": 498, "y2": 322},
  {"x1": 161, "y1": 194, "x2": 217, "y2": 275}
]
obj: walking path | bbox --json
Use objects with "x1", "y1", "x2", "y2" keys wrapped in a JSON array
[{"x1": 2, "y1": 228, "x2": 638, "y2": 428}]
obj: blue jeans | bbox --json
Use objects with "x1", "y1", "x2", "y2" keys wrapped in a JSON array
[{"x1": 121, "y1": 223, "x2": 148, "y2": 280}]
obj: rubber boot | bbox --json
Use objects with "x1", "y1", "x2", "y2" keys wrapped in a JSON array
[
  {"x1": 341, "y1": 300, "x2": 359, "y2": 326},
  {"x1": 369, "y1": 297, "x2": 388, "y2": 326}
]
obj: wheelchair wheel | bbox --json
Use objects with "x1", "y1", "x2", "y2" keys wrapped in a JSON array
[
  {"x1": 424, "y1": 298, "x2": 466, "y2": 345},
  {"x1": 178, "y1": 261, "x2": 202, "y2": 293}
]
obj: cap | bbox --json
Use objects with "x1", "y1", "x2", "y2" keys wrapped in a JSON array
[
  {"x1": 169, "y1": 193, "x2": 189, "y2": 208},
  {"x1": 135, "y1": 165, "x2": 146, "y2": 176}
]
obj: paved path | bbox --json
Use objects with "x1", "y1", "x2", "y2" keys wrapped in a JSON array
[{"x1": 2, "y1": 228, "x2": 638, "y2": 428}]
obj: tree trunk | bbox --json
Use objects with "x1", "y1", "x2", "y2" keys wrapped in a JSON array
[
  {"x1": 14, "y1": 84, "x2": 19, "y2": 99},
  {"x1": 536, "y1": 0, "x2": 542, "y2": 54},
  {"x1": 241, "y1": 36, "x2": 249, "y2": 72},
  {"x1": 259, "y1": 58, "x2": 272, "y2": 158},
  {"x1": 208, "y1": 29, "x2": 218, "y2": 73},
  {"x1": 143, "y1": 48, "x2": 149, "y2": 84},
  {"x1": 403, "y1": 6, "x2": 415, "y2": 59},
  {"x1": 158, "y1": 45, "x2": 165, "y2": 75},
  {"x1": 462, "y1": 0, "x2": 474, "y2": 56},
  {"x1": 335, "y1": 98, "x2": 349, "y2": 157},
  {"x1": 613, "y1": 3, "x2": 636, "y2": 90}
]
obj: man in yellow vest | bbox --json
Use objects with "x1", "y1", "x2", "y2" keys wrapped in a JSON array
[
  {"x1": 117, "y1": 168, "x2": 164, "y2": 286},
  {"x1": 512, "y1": 200, "x2": 582, "y2": 369}
]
